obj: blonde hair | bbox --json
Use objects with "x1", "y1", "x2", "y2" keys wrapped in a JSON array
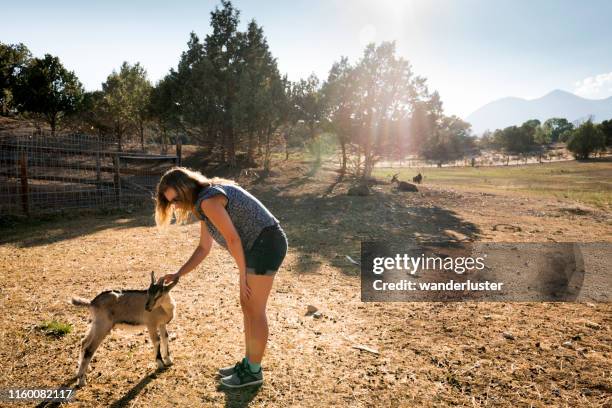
[{"x1": 154, "y1": 166, "x2": 237, "y2": 227}]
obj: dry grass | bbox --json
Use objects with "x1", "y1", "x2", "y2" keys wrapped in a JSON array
[
  {"x1": 0, "y1": 157, "x2": 611, "y2": 407},
  {"x1": 374, "y1": 158, "x2": 612, "y2": 210}
]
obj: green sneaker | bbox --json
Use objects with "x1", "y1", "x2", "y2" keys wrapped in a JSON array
[
  {"x1": 220, "y1": 362, "x2": 263, "y2": 388},
  {"x1": 218, "y1": 358, "x2": 246, "y2": 378}
]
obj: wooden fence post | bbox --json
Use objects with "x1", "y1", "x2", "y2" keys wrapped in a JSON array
[
  {"x1": 113, "y1": 154, "x2": 122, "y2": 207},
  {"x1": 96, "y1": 151, "x2": 101, "y2": 182},
  {"x1": 19, "y1": 151, "x2": 30, "y2": 216}
]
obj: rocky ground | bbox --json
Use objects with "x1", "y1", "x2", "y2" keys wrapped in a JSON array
[{"x1": 0, "y1": 158, "x2": 610, "y2": 407}]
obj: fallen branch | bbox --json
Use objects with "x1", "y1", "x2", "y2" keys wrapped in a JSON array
[
  {"x1": 345, "y1": 255, "x2": 361, "y2": 266},
  {"x1": 352, "y1": 344, "x2": 380, "y2": 355}
]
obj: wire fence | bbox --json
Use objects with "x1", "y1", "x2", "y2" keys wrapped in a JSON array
[{"x1": 0, "y1": 130, "x2": 179, "y2": 217}]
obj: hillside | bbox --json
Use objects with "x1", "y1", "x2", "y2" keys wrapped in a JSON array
[{"x1": 466, "y1": 90, "x2": 612, "y2": 134}]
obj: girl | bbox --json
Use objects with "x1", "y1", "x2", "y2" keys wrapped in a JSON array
[{"x1": 155, "y1": 167, "x2": 288, "y2": 388}]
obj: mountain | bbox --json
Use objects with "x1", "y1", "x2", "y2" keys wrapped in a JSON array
[{"x1": 466, "y1": 90, "x2": 612, "y2": 134}]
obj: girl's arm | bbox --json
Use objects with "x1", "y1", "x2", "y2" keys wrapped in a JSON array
[
  {"x1": 161, "y1": 221, "x2": 212, "y2": 283},
  {"x1": 199, "y1": 195, "x2": 251, "y2": 300},
  {"x1": 178, "y1": 221, "x2": 213, "y2": 277}
]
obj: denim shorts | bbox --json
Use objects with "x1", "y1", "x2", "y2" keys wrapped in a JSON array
[{"x1": 245, "y1": 223, "x2": 288, "y2": 276}]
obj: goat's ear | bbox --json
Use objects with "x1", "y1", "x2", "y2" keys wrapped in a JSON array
[
  {"x1": 165, "y1": 279, "x2": 179, "y2": 291},
  {"x1": 150, "y1": 271, "x2": 156, "y2": 285}
]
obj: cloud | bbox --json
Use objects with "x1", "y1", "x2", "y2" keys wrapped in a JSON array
[{"x1": 574, "y1": 71, "x2": 612, "y2": 99}]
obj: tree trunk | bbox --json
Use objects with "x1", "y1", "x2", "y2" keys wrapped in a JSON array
[
  {"x1": 116, "y1": 124, "x2": 123, "y2": 152},
  {"x1": 50, "y1": 113, "x2": 57, "y2": 136},
  {"x1": 160, "y1": 122, "x2": 168, "y2": 154},
  {"x1": 175, "y1": 133, "x2": 182, "y2": 166},
  {"x1": 284, "y1": 129, "x2": 290, "y2": 161},
  {"x1": 310, "y1": 123, "x2": 321, "y2": 164},
  {"x1": 140, "y1": 121, "x2": 145, "y2": 151},
  {"x1": 340, "y1": 138, "x2": 347, "y2": 175},
  {"x1": 362, "y1": 135, "x2": 372, "y2": 180},
  {"x1": 247, "y1": 128, "x2": 255, "y2": 165},
  {"x1": 219, "y1": 131, "x2": 227, "y2": 163},
  {"x1": 263, "y1": 126, "x2": 273, "y2": 172},
  {"x1": 285, "y1": 141, "x2": 290, "y2": 161},
  {"x1": 257, "y1": 129, "x2": 263, "y2": 157},
  {"x1": 226, "y1": 126, "x2": 236, "y2": 167}
]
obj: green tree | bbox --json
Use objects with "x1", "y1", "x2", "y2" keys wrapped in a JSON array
[
  {"x1": 132, "y1": 70, "x2": 153, "y2": 150},
  {"x1": 102, "y1": 61, "x2": 151, "y2": 150},
  {"x1": 66, "y1": 90, "x2": 112, "y2": 136},
  {"x1": 322, "y1": 56, "x2": 358, "y2": 175},
  {"x1": 534, "y1": 125, "x2": 551, "y2": 144},
  {"x1": 293, "y1": 73, "x2": 324, "y2": 163},
  {"x1": 567, "y1": 120, "x2": 606, "y2": 159},
  {"x1": 352, "y1": 42, "x2": 427, "y2": 179},
  {"x1": 420, "y1": 115, "x2": 474, "y2": 166},
  {"x1": 0, "y1": 42, "x2": 31, "y2": 115},
  {"x1": 147, "y1": 1, "x2": 291, "y2": 168},
  {"x1": 599, "y1": 119, "x2": 612, "y2": 147},
  {"x1": 478, "y1": 129, "x2": 495, "y2": 149},
  {"x1": 234, "y1": 19, "x2": 284, "y2": 166},
  {"x1": 522, "y1": 119, "x2": 541, "y2": 130},
  {"x1": 13, "y1": 54, "x2": 83, "y2": 133},
  {"x1": 203, "y1": 0, "x2": 242, "y2": 165},
  {"x1": 260, "y1": 73, "x2": 289, "y2": 171},
  {"x1": 409, "y1": 100, "x2": 436, "y2": 155},
  {"x1": 171, "y1": 32, "x2": 219, "y2": 150},
  {"x1": 543, "y1": 117, "x2": 574, "y2": 143},
  {"x1": 149, "y1": 1, "x2": 290, "y2": 169},
  {"x1": 281, "y1": 80, "x2": 301, "y2": 160},
  {"x1": 148, "y1": 73, "x2": 182, "y2": 151},
  {"x1": 519, "y1": 119, "x2": 539, "y2": 145},
  {"x1": 493, "y1": 121, "x2": 537, "y2": 157}
]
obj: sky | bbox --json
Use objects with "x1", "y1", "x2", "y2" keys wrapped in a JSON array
[{"x1": 2, "y1": 0, "x2": 612, "y2": 118}]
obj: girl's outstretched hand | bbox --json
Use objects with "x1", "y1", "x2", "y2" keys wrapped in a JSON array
[{"x1": 159, "y1": 272, "x2": 180, "y2": 285}]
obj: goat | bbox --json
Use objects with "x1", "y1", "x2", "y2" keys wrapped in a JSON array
[
  {"x1": 412, "y1": 173, "x2": 423, "y2": 184},
  {"x1": 70, "y1": 272, "x2": 178, "y2": 387},
  {"x1": 391, "y1": 173, "x2": 418, "y2": 192}
]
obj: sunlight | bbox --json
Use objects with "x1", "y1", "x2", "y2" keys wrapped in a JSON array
[
  {"x1": 359, "y1": 24, "x2": 377, "y2": 46},
  {"x1": 354, "y1": 0, "x2": 421, "y2": 47},
  {"x1": 377, "y1": 0, "x2": 410, "y2": 16},
  {"x1": 366, "y1": 0, "x2": 419, "y2": 21}
]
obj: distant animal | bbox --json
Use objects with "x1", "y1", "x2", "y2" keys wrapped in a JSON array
[
  {"x1": 391, "y1": 173, "x2": 418, "y2": 192},
  {"x1": 70, "y1": 272, "x2": 178, "y2": 386},
  {"x1": 412, "y1": 173, "x2": 423, "y2": 184}
]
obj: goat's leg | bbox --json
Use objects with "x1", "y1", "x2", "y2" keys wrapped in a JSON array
[
  {"x1": 76, "y1": 326, "x2": 95, "y2": 383},
  {"x1": 147, "y1": 325, "x2": 165, "y2": 369},
  {"x1": 76, "y1": 320, "x2": 111, "y2": 386},
  {"x1": 159, "y1": 324, "x2": 173, "y2": 366}
]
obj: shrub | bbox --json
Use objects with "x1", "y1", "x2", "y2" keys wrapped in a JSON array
[{"x1": 566, "y1": 121, "x2": 606, "y2": 159}]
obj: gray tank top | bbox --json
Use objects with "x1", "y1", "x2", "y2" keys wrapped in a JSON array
[{"x1": 194, "y1": 183, "x2": 280, "y2": 251}]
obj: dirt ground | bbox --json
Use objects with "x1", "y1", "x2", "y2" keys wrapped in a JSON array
[{"x1": 0, "y1": 158, "x2": 610, "y2": 407}]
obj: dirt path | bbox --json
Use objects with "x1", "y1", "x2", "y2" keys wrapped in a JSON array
[{"x1": 0, "y1": 160, "x2": 610, "y2": 407}]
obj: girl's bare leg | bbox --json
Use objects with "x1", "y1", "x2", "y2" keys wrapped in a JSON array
[{"x1": 243, "y1": 273, "x2": 274, "y2": 364}]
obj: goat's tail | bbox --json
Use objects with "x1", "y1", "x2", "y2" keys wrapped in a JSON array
[{"x1": 70, "y1": 297, "x2": 91, "y2": 307}]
